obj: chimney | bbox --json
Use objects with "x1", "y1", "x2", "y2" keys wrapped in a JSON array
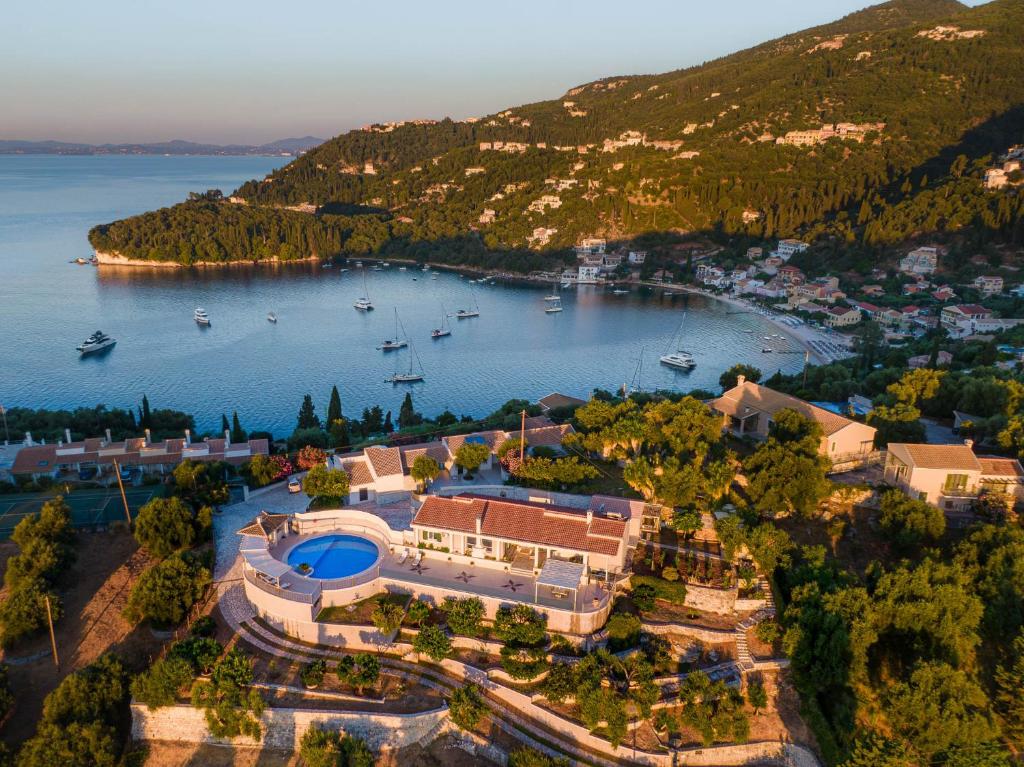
[
  {"x1": 475, "y1": 515, "x2": 482, "y2": 535},
  {"x1": 105, "y1": 428, "x2": 112, "y2": 443},
  {"x1": 185, "y1": 429, "x2": 191, "y2": 446},
  {"x1": 25, "y1": 431, "x2": 33, "y2": 446},
  {"x1": 736, "y1": 374, "x2": 746, "y2": 386},
  {"x1": 964, "y1": 439, "x2": 974, "y2": 449},
  {"x1": 224, "y1": 429, "x2": 231, "y2": 447},
  {"x1": 586, "y1": 510, "x2": 594, "y2": 524},
  {"x1": 65, "y1": 428, "x2": 72, "y2": 444},
  {"x1": 144, "y1": 428, "x2": 151, "y2": 446}
]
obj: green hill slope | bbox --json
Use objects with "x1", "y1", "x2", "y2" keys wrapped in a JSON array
[{"x1": 89, "y1": 0, "x2": 1024, "y2": 268}]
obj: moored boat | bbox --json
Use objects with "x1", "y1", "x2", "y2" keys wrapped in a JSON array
[
  {"x1": 76, "y1": 330, "x2": 116, "y2": 355},
  {"x1": 194, "y1": 308, "x2": 211, "y2": 325}
]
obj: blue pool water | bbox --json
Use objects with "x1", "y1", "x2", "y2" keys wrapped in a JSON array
[{"x1": 286, "y1": 534, "x2": 379, "y2": 579}]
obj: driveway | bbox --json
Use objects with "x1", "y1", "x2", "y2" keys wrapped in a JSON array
[
  {"x1": 920, "y1": 417, "x2": 959, "y2": 445},
  {"x1": 213, "y1": 482, "x2": 311, "y2": 580}
]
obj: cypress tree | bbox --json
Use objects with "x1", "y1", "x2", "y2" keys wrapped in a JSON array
[
  {"x1": 221, "y1": 414, "x2": 230, "y2": 433},
  {"x1": 327, "y1": 386, "x2": 342, "y2": 425},
  {"x1": 398, "y1": 393, "x2": 416, "y2": 429},
  {"x1": 141, "y1": 395, "x2": 152, "y2": 428},
  {"x1": 296, "y1": 394, "x2": 321, "y2": 430},
  {"x1": 384, "y1": 411, "x2": 394, "y2": 433},
  {"x1": 231, "y1": 411, "x2": 247, "y2": 443}
]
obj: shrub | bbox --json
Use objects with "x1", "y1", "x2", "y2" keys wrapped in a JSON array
[
  {"x1": 605, "y1": 613, "x2": 642, "y2": 650},
  {"x1": 508, "y1": 747, "x2": 570, "y2": 767},
  {"x1": 448, "y1": 683, "x2": 486, "y2": 730},
  {"x1": 0, "y1": 578, "x2": 61, "y2": 648},
  {"x1": 632, "y1": 583, "x2": 657, "y2": 612},
  {"x1": 754, "y1": 620, "x2": 780, "y2": 645},
  {"x1": 499, "y1": 645, "x2": 548, "y2": 680},
  {"x1": 413, "y1": 625, "x2": 452, "y2": 661},
  {"x1": 190, "y1": 615, "x2": 217, "y2": 637},
  {"x1": 171, "y1": 636, "x2": 223, "y2": 674},
  {"x1": 41, "y1": 654, "x2": 126, "y2": 728},
  {"x1": 296, "y1": 445, "x2": 327, "y2": 471},
  {"x1": 541, "y1": 662, "x2": 577, "y2": 703},
  {"x1": 124, "y1": 554, "x2": 210, "y2": 627},
  {"x1": 336, "y1": 653, "x2": 380, "y2": 694},
  {"x1": 493, "y1": 604, "x2": 547, "y2": 646},
  {"x1": 130, "y1": 655, "x2": 195, "y2": 709},
  {"x1": 301, "y1": 659, "x2": 326, "y2": 688},
  {"x1": 405, "y1": 599, "x2": 431, "y2": 627},
  {"x1": 878, "y1": 489, "x2": 946, "y2": 550},
  {"x1": 441, "y1": 596, "x2": 485, "y2": 637},
  {"x1": 191, "y1": 648, "x2": 263, "y2": 740},
  {"x1": 661, "y1": 566, "x2": 679, "y2": 582},
  {"x1": 302, "y1": 464, "x2": 351, "y2": 502},
  {"x1": 370, "y1": 598, "x2": 404, "y2": 637},
  {"x1": 133, "y1": 497, "x2": 196, "y2": 558}
]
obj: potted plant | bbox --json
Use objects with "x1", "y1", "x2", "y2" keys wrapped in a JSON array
[{"x1": 297, "y1": 562, "x2": 312, "y2": 575}]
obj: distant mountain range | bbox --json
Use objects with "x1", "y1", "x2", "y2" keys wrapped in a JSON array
[
  {"x1": 88, "y1": 0, "x2": 1024, "y2": 271},
  {"x1": 0, "y1": 136, "x2": 325, "y2": 156}
]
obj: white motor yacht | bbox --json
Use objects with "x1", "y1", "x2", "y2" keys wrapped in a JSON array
[
  {"x1": 354, "y1": 297, "x2": 374, "y2": 311},
  {"x1": 194, "y1": 308, "x2": 211, "y2": 326},
  {"x1": 76, "y1": 330, "x2": 116, "y2": 355},
  {"x1": 659, "y1": 351, "x2": 696, "y2": 370}
]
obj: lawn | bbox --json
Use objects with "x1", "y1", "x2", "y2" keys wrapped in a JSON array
[{"x1": 316, "y1": 591, "x2": 409, "y2": 624}]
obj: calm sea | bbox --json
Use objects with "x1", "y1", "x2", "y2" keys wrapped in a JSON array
[{"x1": 0, "y1": 155, "x2": 803, "y2": 436}]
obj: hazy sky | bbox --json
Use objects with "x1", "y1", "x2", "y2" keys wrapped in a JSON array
[{"x1": 1, "y1": 0, "x2": 984, "y2": 145}]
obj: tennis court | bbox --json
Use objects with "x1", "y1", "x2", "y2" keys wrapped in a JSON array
[{"x1": 0, "y1": 486, "x2": 161, "y2": 539}]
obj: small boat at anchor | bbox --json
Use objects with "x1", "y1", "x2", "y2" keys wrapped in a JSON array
[
  {"x1": 378, "y1": 309, "x2": 409, "y2": 351},
  {"x1": 659, "y1": 312, "x2": 696, "y2": 370},
  {"x1": 267, "y1": 312, "x2": 277, "y2": 323},
  {"x1": 386, "y1": 342, "x2": 425, "y2": 384},
  {"x1": 194, "y1": 308, "x2": 211, "y2": 326},
  {"x1": 432, "y1": 305, "x2": 452, "y2": 338}
]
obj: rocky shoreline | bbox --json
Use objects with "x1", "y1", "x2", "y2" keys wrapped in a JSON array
[{"x1": 93, "y1": 251, "x2": 323, "y2": 269}]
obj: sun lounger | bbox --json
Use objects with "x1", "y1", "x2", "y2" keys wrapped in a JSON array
[
  {"x1": 413, "y1": 550, "x2": 423, "y2": 565},
  {"x1": 397, "y1": 549, "x2": 409, "y2": 564}
]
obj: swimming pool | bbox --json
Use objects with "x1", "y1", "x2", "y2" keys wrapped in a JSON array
[{"x1": 285, "y1": 534, "x2": 379, "y2": 579}]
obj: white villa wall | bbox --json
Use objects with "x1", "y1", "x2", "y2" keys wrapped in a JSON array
[{"x1": 130, "y1": 703, "x2": 447, "y2": 751}]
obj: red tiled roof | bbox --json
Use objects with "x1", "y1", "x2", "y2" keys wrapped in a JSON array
[
  {"x1": 538, "y1": 392, "x2": 587, "y2": 411},
  {"x1": 400, "y1": 443, "x2": 449, "y2": 473},
  {"x1": 341, "y1": 459, "x2": 374, "y2": 486},
  {"x1": 978, "y1": 456, "x2": 1024, "y2": 478},
  {"x1": 364, "y1": 446, "x2": 403, "y2": 477},
  {"x1": 507, "y1": 424, "x2": 574, "y2": 448},
  {"x1": 445, "y1": 430, "x2": 505, "y2": 455},
  {"x1": 413, "y1": 494, "x2": 625, "y2": 556}
]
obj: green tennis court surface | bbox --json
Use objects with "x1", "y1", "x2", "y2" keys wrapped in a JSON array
[{"x1": 0, "y1": 486, "x2": 160, "y2": 539}]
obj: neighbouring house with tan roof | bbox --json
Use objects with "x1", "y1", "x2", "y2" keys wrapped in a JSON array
[
  {"x1": 884, "y1": 441, "x2": 1024, "y2": 511},
  {"x1": 412, "y1": 493, "x2": 629, "y2": 577},
  {"x1": 12, "y1": 428, "x2": 269, "y2": 480},
  {"x1": 711, "y1": 376, "x2": 877, "y2": 469}
]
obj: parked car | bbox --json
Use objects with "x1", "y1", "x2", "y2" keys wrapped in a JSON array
[
  {"x1": 78, "y1": 466, "x2": 97, "y2": 481},
  {"x1": 288, "y1": 478, "x2": 302, "y2": 494},
  {"x1": 119, "y1": 464, "x2": 134, "y2": 481}
]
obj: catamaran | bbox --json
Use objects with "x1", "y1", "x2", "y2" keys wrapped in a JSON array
[
  {"x1": 76, "y1": 330, "x2": 116, "y2": 355},
  {"x1": 659, "y1": 312, "x2": 696, "y2": 370},
  {"x1": 431, "y1": 305, "x2": 452, "y2": 338},
  {"x1": 194, "y1": 308, "x2": 211, "y2": 326},
  {"x1": 378, "y1": 308, "x2": 409, "y2": 351},
  {"x1": 386, "y1": 343, "x2": 425, "y2": 384},
  {"x1": 545, "y1": 298, "x2": 563, "y2": 313}
]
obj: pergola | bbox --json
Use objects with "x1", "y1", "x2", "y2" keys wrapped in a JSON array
[
  {"x1": 534, "y1": 559, "x2": 586, "y2": 611},
  {"x1": 240, "y1": 536, "x2": 292, "y2": 586}
]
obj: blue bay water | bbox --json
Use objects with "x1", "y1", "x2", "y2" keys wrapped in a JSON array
[{"x1": 0, "y1": 155, "x2": 803, "y2": 436}]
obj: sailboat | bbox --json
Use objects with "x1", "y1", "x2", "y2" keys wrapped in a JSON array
[
  {"x1": 378, "y1": 309, "x2": 409, "y2": 351},
  {"x1": 455, "y1": 286, "x2": 480, "y2": 318},
  {"x1": 354, "y1": 271, "x2": 374, "y2": 311},
  {"x1": 386, "y1": 343, "x2": 425, "y2": 384},
  {"x1": 544, "y1": 277, "x2": 560, "y2": 302},
  {"x1": 659, "y1": 312, "x2": 696, "y2": 370},
  {"x1": 431, "y1": 305, "x2": 452, "y2": 338}
]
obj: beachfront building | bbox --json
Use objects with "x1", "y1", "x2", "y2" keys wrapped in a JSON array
[
  {"x1": 884, "y1": 442, "x2": 1024, "y2": 512},
  {"x1": 823, "y1": 306, "x2": 862, "y2": 328},
  {"x1": 711, "y1": 376, "x2": 877, "y2": 470},
  {"x1": 940, "y1": 303, "x2": 993, "y2": 330},
  {"x1": 12, "y1": 428, "x2": 269, "y2": 481}
]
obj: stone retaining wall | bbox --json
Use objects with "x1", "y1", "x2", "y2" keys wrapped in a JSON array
[
  {"x1": 130, "y1": 703, "x2": 447, "y2": 751},
  {"x1": 641, "y1": 620, "x2": 735, "y2": 644}
]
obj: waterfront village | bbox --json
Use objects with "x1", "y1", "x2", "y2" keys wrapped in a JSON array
[{"x1": 4, "y1": 305, "x2": 1024, "y2": 767}]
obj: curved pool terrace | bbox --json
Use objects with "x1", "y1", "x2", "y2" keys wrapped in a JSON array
[{"x1": 281, "y1": 533, "x2": 381, "y2": 580}]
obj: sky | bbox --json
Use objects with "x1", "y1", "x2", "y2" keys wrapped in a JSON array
[{"x1": 0, "y1": 0, "x2": 985, "y2": 145}]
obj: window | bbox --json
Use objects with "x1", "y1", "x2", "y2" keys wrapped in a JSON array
[
  {"x1": 944, "y1": 474, "x2": 968, "y2": 492},
  {"x1": 421, "y1": 530, "x2": 442, "y2": 542}
]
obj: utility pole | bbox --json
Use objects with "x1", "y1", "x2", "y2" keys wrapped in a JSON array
[
  {"x1": 802, "y1": 349, "x2": 810, "y2": 388},
  {"x1": 519, "y1": 409, "x2": 527, "y2": 468},
  {"x1": 112, "y1": 459, "x2": 132, "y2": 526},
  {"x1": 44, "y1": 595, "x2": 59, "y2": 669}
]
